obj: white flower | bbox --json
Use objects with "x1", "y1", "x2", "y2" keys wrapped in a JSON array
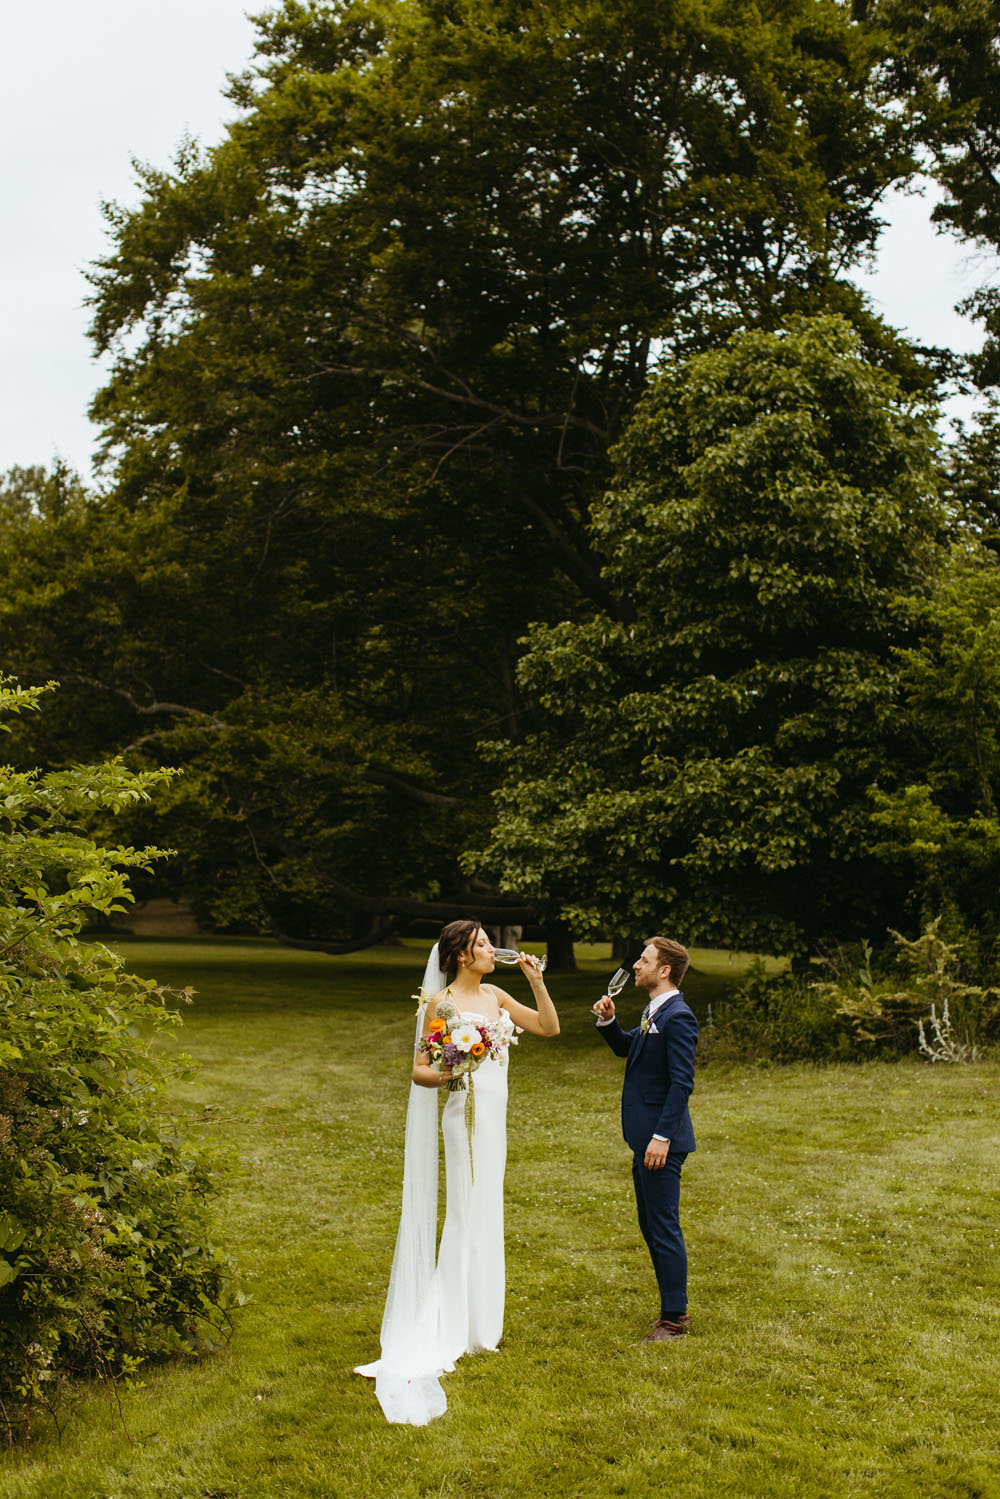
[
  {"x1": 451, "y1": 1022, "x2": 480, "y2": 1053},
  {"x1": 494, "y1": 1012, "x2": 515, "y2": 1044}
]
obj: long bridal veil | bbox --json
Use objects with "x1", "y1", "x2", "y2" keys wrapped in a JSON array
[{"x1": 354, "y1": 942, "x2": 448, "y2": 1424}]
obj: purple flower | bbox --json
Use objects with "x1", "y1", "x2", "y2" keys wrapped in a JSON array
[{"x1": 442, "y1": 1042, "x2": 461, "y2": 1066}]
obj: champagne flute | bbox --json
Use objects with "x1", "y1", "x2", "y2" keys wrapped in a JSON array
[
  {"x1": 592, "y1": 965, "x2": 631, "y2": 1016},
  {"x1": 492, "y1": 948, "x2": 548, "y2": 973}
]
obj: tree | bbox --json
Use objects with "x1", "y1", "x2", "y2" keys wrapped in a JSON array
[
  {"x1": 0, "y1": 680, "x2": 236, "y2": 1437},
  {"x1": 475, "y1": 315, "x2": 946, "y2": 955},
  {"x1": 877, "y1": 0, "x2": 1000, "y2": 384},
  {"x1": 943, "y1": 395, "x2": 1000, "y2": 549},
  {"x1": 0, "y1": 463, "x2": 86, "y2": 533},
  {"x1": 2, "y1": 0, "x2": 932, "y2": 944},
  {"x1": 0, "y1": 475, "x2": 533, "y2": 943},
  {"x1": 90, "y1": 0, "x2": 925, "y2": 547},
  {"x1": 869, "y1": 540, "x2": 1000, "y2": 973}
]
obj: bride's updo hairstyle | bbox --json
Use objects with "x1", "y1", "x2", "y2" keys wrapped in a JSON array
[{"x1": 438, "y1": 919, "x2": 482, "y2": 983}]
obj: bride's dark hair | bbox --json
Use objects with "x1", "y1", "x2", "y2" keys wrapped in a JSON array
[{"x1": 437, "y1": 919, "x2": 482, "y2": 983}]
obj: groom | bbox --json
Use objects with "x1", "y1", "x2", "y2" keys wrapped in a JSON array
[{"x1": 594, "y1": 937, "x2": 697, "y2": 1341}]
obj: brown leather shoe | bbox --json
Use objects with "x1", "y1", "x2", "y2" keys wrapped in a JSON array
[{"x1": 644, "y1": 1315, "x2": 691, "y2": 1341}]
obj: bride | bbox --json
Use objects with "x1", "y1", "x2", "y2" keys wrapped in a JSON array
[{"x1": 355, "y1": 919, "x2": 559, "y2": 1424}]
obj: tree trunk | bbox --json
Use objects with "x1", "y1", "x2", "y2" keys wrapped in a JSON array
[
  {"x1": 612, "y1": 935, "x2": 643, "y2": 965},
  {"x1": 545, "y1": 920, "x2": 577, "y2": 971},
  {"x1": 352, "y1": 908, "x2": 387, "y2": 943}
]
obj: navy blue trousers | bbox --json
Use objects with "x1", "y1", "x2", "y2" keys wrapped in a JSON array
[{"x1": 632, "y1": 1150, "x2": 688, "y2": 1318}]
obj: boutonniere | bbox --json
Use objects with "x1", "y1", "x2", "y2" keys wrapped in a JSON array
[{"x1": 640, "y1": 1017, "x2": 660, "y2": 1036}]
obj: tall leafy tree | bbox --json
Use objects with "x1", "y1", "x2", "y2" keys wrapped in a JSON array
[
  {"x1": 476, "y1": 315, "x2": 946, "y2": 955},
  {"x1": 2, "y1": 1, "x2": 930, "y2": 943},
  {"x1": 92, "y1": 0, "x2": 922, "y2": 529},
  {"x1": 877, "y1": 0, "x2": 1000, "y2": 383},
  {"x1": 0, "y1": 472, "x2": 529, "y2": 942},
  {"x1": 870, "y1": 429, "x2": 1000, "y2": 972}
]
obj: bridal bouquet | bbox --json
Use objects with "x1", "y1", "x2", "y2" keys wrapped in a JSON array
[
  {"x1": 415, "y1": 994, "x2": 516, "y2": 1087},
  {"x1": 414, "y1": 991, "x2": 519, "y2": 1167}
]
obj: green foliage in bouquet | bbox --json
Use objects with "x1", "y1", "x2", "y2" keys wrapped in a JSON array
[{"x1": 0, "y1": 680, "x2": 237, "y2": 1441}]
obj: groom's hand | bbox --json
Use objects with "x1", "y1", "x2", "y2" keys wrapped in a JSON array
[
  {"x1": 593, "y1": 995, "x2": 615, "y2": 1021},
  {"x1": 644, "y1": 1137, "x2": 670, "y2": 1170}
]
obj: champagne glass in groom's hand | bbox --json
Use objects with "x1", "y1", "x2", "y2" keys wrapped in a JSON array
[{"x1": 591, "y1": 965, "x2": 631, "y2": 1017}]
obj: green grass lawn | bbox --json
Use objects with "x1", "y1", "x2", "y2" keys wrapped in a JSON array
[{"x1": 1, "y1": 939, "x2": 998, "y2": 1499}]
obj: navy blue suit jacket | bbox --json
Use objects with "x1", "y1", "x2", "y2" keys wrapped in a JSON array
[{"x1": 598, "y1": 991, "x2": 697, "y2": 1155}]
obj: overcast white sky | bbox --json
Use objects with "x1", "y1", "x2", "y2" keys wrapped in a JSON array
[{"x1": 0, "y1": 1, "x2": 993, "y2": 482}]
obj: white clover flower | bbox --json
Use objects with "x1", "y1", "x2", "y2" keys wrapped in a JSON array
[{"x1": 450, "y1": 1022, "x2": 480, "y2": 1053}]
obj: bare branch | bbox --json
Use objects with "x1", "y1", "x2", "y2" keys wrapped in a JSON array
[
  {"x1": 59, "y1": 675, "x2": 225, "y2": 727},
  {"x1": 362, "y1": 767, "x2": 459, "y2": 807},
  {"x1": 321, "y1": 876, "x2": 535, "y2": 924},
  {"x1": 430, "y1": 415, "x2": 506, "y2": 479},
  {"x1": 268, "y1": 916, "x2": 406, "y2": 954}
]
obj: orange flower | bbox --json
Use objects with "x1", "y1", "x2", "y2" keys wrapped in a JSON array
[
  {"x1": 429, "y1": 1017, "x2": 447, "y2": 1035},
  {"x1": 471, "y1": 1042, "x2": 486, "y2": 1058}
]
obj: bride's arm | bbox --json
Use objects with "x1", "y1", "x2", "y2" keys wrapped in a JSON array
[
  {"x1": 411, "y1": 993, "x2": 455, "y2": 1088},
  {"x1": 492, "y1": 956, "x2": 560, "y2": 1038}
]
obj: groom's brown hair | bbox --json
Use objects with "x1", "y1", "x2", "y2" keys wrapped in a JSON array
[{"x1": 645, "y1": 936, "x2": 690, "y2": 985}]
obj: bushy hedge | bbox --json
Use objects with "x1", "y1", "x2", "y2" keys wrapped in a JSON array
[
  {"x1": 699, "y1": 960, "x2": 854, "y2": 1063},
  {"x1": 703, "y1": 922, "x2": 1000, "y2": 1063},
  {"x1": 0, "y1": 681, "x2": 237, "y2": 1440}
]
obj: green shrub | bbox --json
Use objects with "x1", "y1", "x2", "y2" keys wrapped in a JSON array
[
  {"x1": 702, "y1": 960, "x2": 855, "y2": 1063},
  {"x1": 704, "y1": 920, "x2": 1000, "y2": 1063},
  {"x1": 816, "y1": 920, "x2": 1000, "y2": 1058},
  {"x1": 0, "y1": 680, "x2": 237, "y2": 1441}
]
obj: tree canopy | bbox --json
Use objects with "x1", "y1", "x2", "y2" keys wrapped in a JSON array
[
  {"x1": 1, "y1": 0, "x2": 939, "y2": 948},
  {"x1": 870, "y1": 544, "x2": 1000, "y2": 971},
  {"x1": 476, "y1": 314, "x2": 948, "y2": 954},
  {"x1": 878, "y1": 0, "x2": 1000, "y2": 384}
]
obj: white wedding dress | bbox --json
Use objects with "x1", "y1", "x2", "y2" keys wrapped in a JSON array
[
  {"x1": 355, "y1": 951, "x2": 510, "y2": 1425},
  {"x1": 430, "y1": 1013, "x2": 508, "y2": 1360}
]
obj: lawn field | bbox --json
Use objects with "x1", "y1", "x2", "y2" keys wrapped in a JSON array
[{"x1": 1, "y1": 939, "x2": 998, "y2": 1499}]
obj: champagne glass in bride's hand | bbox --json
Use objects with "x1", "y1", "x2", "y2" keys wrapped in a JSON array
[
  {"x1": 493, "y1": 948, "x2": 548, "y2": 974},
  {"x1": 591, "y1": 966, "x2": 631, "y2": 1016}
]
